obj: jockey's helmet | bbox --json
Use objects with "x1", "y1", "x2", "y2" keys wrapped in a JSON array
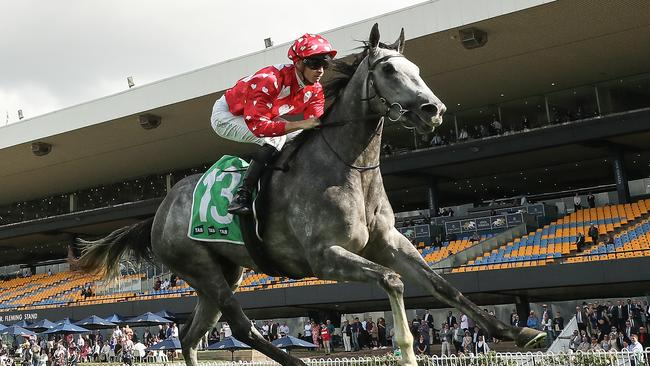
[{"x1": 287, "y1": 33, "x2": 337, "y2": 64}]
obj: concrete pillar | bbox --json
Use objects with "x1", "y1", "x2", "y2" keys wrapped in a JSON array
[
  {"x1": 69, "y1": 193, "x2": 77, "y2": 213},
  {"x1": 515, "y1": 296, "x2": 530, "y2": 327},
  {"x1": 427, "y1": 179, "x2": 440, "y2": 215}
]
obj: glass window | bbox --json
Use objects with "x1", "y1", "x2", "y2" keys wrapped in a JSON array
[
  {"x1": 455, "y1": 106, "x2": 499, "y2": 140},
  {"x1": 547, "y1": 85, "x2": 599, "y2": 124},
  {"x1": 597, "y1": 73, "x2": 650, "y2": 115},
  {"x1": 499, "y1": 96, "x2": 547, "y2": 130}
]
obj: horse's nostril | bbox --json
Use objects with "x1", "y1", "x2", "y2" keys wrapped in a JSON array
[{"x1": 421, "y1": 103, "x2": 438, "y2": 115}]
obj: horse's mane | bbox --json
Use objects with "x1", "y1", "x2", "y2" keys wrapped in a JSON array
[
  {"x1": 284, "y1": 41, "x2": 399, "y2": 149},
  {"x1": 322, "y1": 41, "x2": 400, "y2": 114}
]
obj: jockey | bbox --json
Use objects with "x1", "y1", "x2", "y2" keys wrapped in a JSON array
[{"x1": 211, "y1": 33, "x2": 337, "y2": 215}]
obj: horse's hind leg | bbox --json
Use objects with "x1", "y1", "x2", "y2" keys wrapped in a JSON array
[
  {"x1": 179, "y1": 294, "x2": 222, "y2": 366},
  {"x1": 307, "y1": 245, "x2": 417, "y2": 366},
  {"x1": 179, "y1": 265, "x2": 306, "y2": 366},
  {"x1": 374, "y1": 229, "x2": 546, "y2": 348}
]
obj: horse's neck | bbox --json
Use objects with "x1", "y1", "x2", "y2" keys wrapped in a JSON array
[{"x1": 322, "y1": 66, "x2": 384, "y2": 170}]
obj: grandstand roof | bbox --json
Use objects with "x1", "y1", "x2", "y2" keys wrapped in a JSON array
[{"x1": 3, "y1": 0, "x2": 650, "y2": 205}]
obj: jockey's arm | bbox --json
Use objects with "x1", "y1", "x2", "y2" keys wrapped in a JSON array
[{"x1": 284, "y1": 117, "x2": 321, "y2": 133}]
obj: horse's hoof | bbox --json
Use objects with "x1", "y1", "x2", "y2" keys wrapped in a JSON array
[{"x1": 515, "y1": 327, "x2": 546, "y2": 348}]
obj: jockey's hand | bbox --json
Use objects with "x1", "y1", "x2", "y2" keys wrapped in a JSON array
[
  {"x1": 286, "y1": 118, "x2": 321, "y2": 133},
  {"x1": 299, "y1": 117, "x2": 321, "y2": 130}
]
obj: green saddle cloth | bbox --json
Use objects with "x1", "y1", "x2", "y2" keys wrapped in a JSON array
[{"x1": 187, "y1": 155, "x2": 252, "y2": 244}]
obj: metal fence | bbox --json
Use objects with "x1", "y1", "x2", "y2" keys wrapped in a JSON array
[{"x1": 135, "y1": 348, "x2": 650, "y2": 366}]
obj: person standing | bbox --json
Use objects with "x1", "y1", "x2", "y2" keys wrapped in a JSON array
[
  {"x1": 341, "y1": 321, "x2": 352, "y2": 352},
  {"x1": 269, "y1": 320, "x2": 279, "y2": 342},
  {"x1": 629, "y1": 334, "x2": 644, "y2": 366},
  {"x1": 326, "y1": 320, "x2": 335, "y2": 352},
  {"x1": 474, "y1": 335, "x2": 490, "y2": 355},
  {"x1": 527, "y1": 311, "x2": 540, "y2": 330},
  {"x1": 460, "y1": 313, "x2": 469, "y2": 330},
  {"x1": 418, "y1": 319, "x2": 430, "y2": 346},
  {"x1": 279, "y1": 322, "x2": 290, "y2": 338},
  {"x1": 423, "y1": 310, "x2": 434, "y2": 345},
  {"x1": 351, "y1": 318, "x2": 361, "y2": 352},
  {"x1": 320, "y1": 324, "x2": 331, "y2": 355},
  {"x1": 541, "y1": 313, "x2": 554, "y2": 346},
  {"x1": 446, "y1": 311, "x2": 457, "y2": 328},
  {"x1": 588, "y1": 223, "x2": 599, "y2": 245},
  {"x1": 368, "y1": 319, "x2": 378, "y2": 349},
  {"x1": 574, "y1": 193, "x2": 582, "y2": 211},
  {"x1": 303, "y1": 321, "x2": 312, "y2": 343},
  {"x1": 261, "y1": 321, "x2": 270, "y2": 341},
  {"x1": 453, "y1": 323, "x2": 464, "y2": 353},
  {"x1": 311, "y1": 321, "x2": 320, "y2": 350},
  {"x1": 587, "y1": 192, "x2": 596, "y2": 208},
  {"x1": 439, "y1": 323, "x2": 452, "y2": 357},
  {"x1": 553, "y1": 311, "x2": 565, "y2": 335},
  {"x1": 575, "y1": 306, "x2": 587, "y2": 333},
  {"x1": 377, "y1": 318, "x2": 387, "y2": 348}
]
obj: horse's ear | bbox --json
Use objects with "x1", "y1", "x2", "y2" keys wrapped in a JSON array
[
  {"x1": 393, "y1": 28, "x2": 405, "y2": 53},
  {"x1": 369, "y1": 23, "x2": 380, "y2": 50}
]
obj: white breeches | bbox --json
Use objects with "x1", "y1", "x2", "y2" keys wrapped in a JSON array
[{"x1": 211, "y1": 95, "x2": 288, "y2": 150}]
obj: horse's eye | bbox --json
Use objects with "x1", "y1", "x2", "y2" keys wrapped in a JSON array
[{"x1": 382, "y1": 63, "x2": 396, "y2": 74}]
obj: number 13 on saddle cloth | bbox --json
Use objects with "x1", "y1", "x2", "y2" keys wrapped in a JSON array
[{"x1": 188, "y1": 155, "x2": 252, "y2": 244}]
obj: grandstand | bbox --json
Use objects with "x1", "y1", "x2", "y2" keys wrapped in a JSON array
[
  {"x1": 0, "y1": 0, "x2": 650, "y2": 339},
  {"x1": 455, "y1": 200, "x2": 650, "y2": 272}
]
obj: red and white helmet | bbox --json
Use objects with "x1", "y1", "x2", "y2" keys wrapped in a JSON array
[{"x1": 287, "y1": 33, "x2": 337, "y2": 63}]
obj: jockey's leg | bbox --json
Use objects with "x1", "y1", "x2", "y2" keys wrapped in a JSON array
[
  {"x1": 228, "y1": 144, "x2": 278, "y2": 215},
  {"x1": 211, "y1": 97, "x2": 283, "y2": 216}
]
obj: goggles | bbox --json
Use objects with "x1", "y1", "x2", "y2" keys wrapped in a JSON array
[{"x1": 302, "y1": 56, "x2": 330, "y2": 70}]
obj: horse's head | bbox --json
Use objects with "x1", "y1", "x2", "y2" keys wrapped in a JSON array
[{"x1": 364, "y1": 24, "x2": 446, "y2": 134}]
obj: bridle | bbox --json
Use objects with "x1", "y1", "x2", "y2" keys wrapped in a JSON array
[
  {"x1": 361, "y1": 53, "x2": 414, "y2": 125},
  {"x1": 319, "y1": 53, "x2": 412, "y2": 172}
]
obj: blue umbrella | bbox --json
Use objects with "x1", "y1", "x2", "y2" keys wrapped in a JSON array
[
  {"x1": 26, "y1": 319, "x2": 56, "y2": 332},
  {"x1": 154, "y1": 310, "x2": 176, "y2": 320},
  {"x1": 0, "y1": 325, "x2": 36, "y2": 337},
  {"x1": 104, "y1": 314, "x2": 126, "y2": 324},
  {"x1": 13, "y1": 320, "x2": 31, "y2": 328},
  {"x1": 208, "y1": 337, "x2": 251, "y2": 361},
  {"x1": 271, "y1": 335, "x2": 317, "y2": 352},
  {"x1": 125, "y1": 312, "x2": 171, "y2": 327},
  {"x1": 43, "y1": 320, "x2": 89, "y2": 335},
  {"x1": 147, "y1": 337, "x2": 182, "y2": 350},
  {"x1": 55, "y1": 317, "x2": 76, "y2": 325},
  {"x1": 75, "y1": 315, "x2": 117, "y2": 330}
]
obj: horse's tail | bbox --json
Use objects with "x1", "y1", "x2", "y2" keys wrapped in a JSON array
[{"x1": 73, "y1": 217, "x2": 154, "y2": 279}]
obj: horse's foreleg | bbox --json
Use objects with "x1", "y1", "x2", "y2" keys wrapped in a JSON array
[
  {"x1": 309, "y1": 245, "x2": 416, "y2": 366},
  {"x1": 375, "y1": 229, "x2": 546, "y2": 348},
  {"x1": 180, "y1": 294, "x2": 222, "y2": 366}
]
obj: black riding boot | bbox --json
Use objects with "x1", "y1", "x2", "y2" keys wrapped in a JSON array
[{"x1": 227, "y1": 144, "x2": 278, "y2": 216}]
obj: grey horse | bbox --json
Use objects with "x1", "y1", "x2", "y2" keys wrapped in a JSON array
[{"x1": 76, "y1": 24, "x2": 545, "y2": 366}]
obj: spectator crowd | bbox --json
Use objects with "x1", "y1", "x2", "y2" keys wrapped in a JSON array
[{"x1": 0, "y1": 322, "x2": 183, "y2": 366}]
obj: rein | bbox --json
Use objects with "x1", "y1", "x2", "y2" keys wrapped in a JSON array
[{"x1": 318, "y1": 53, "x2": 408, "y2": 172}]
